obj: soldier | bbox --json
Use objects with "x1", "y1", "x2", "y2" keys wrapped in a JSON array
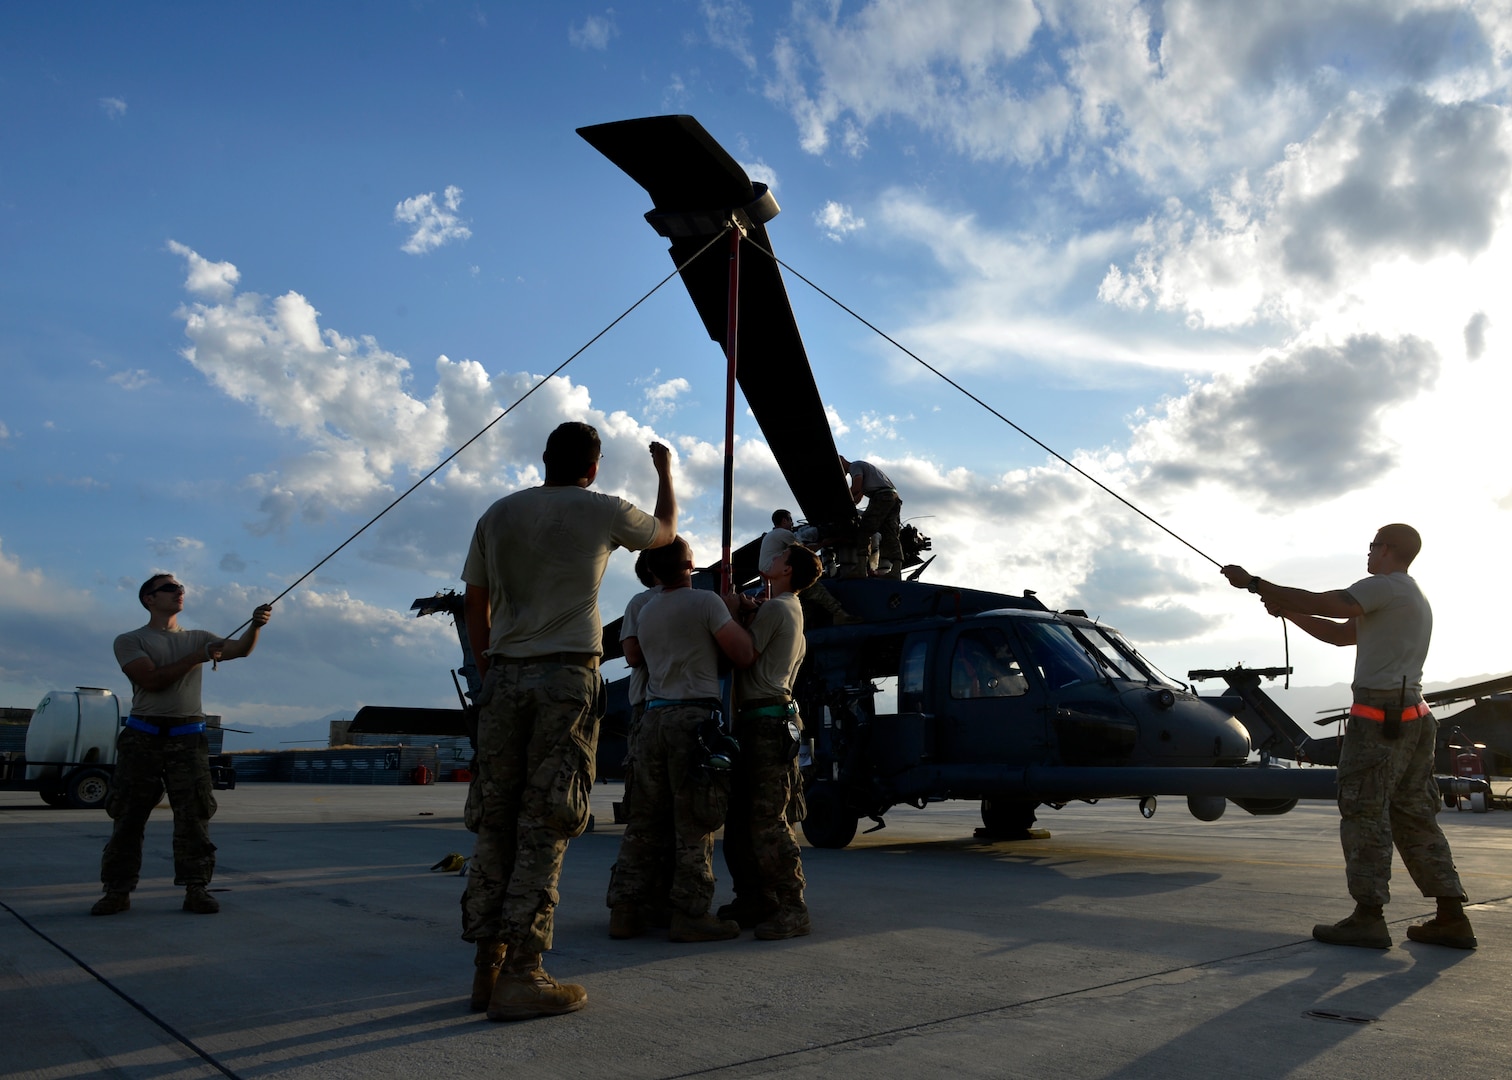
[
  {"x1": 461, "y1": 422, "x2": 676, "y2": 1021},
  {"x1": 93, "y1": 574, "x2": 272, "y2": 916},
  {"x1": 761, "y1": 508, "x2": 856, "y2": 625},
  {"x1": 839, "y1": 456, "x2": 903, "y2": 579},
  {"x1": 607, "y1": 536, "x2": 755, "y2": 942},
  {"x1": 720, "y1": 542, "x2": 824, "y2": 939},
  {"x1": 1223, "y1": 523, "x2": 1474, "y2": 949}
]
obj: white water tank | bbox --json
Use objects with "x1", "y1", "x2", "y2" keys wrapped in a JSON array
[{"x1": 25, "y1": 687, "x2": 122, "y2": 781}]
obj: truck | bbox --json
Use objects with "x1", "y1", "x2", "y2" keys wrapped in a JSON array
[{"x1": 0, "y1": 687, "x2": 234, "y2": 808}]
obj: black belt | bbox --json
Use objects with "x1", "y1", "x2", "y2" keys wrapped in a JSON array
[
  {"x1": 495, "y1": 652, "x2": 599, "y2": 670},
  {"x1": 865, "y1": 488, "x2": 897, "y2": 498}
]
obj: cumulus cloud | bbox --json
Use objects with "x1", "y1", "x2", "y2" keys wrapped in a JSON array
[
  {"x1": 394, "y1": 186, "x2": 472, "y2": 254},
  {"x1": 99, "y1": 97, "x2": 127, "y2": 119},
  {"x1": 768, "y1": 0, "x2": 1068, "y2": 163},
  {"x1": 815, "y1": 200, "x2": 865, "y2": 241},
  {"x1": 642, "y1": 376, "x2": 691, "y2": 419},
  {"x1": 569, "y1": 12, "x2": 617, "y2": 51},
  {"x1": 167, "y1": 240, "x2": 240, "y2": 300},
  {"x1": 148, "y1": 536, "x2": 206, "y2": 559},
  {"x1": 1101, "y1": 92, "x2": 1512, "y2": 330},
  {"x1": 0, "y1": 421, "x2": 10, "y2": 443},
  {"x1": 219, "y1": 552, "x2": 248, "y2": 573},
  {"x1": 1126, "y1": 334, "x2": 1440, "y2": 507},
  {"x1": 740, "y1": 159, "x2": 779, "y2": 190}
]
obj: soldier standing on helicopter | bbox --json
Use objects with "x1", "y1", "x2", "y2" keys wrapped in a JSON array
[{"x1": 839, "y1": 456, "x2": 903, "y2": 580}]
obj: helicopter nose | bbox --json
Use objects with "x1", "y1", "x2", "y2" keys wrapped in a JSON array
[{"x1": 1215, "y1": 714, "x2": 1252, "y2": 762}]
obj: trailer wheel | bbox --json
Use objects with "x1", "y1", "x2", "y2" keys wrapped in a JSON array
[
  {"x1": 40, "y1": 787, "x2": 70, "y2": 808},
  {"x1": 801, "y1": 782, "x2": 858, "y2": 849},
  {"x1": 66, "y1": 768, "x2": 111, "y2": 810}
]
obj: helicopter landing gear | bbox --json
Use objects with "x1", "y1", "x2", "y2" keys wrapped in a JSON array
[
  {"x1": 976, "y1": 798, "x2": 1040, "y2": 840},
  {"x1": 801, "y1": 781, "x2": 859, "y2": 849},
  {"x1": 1139, "y1": 796, "x2": 1157, "y2": 819}
]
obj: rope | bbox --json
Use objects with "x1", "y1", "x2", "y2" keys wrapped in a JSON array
[
  {"x1": 216, "y1": 227, "x2": 733, "y2": 641},
  {"x1": 740, "y1": 237, "x2": 1224, "y2": 570}
]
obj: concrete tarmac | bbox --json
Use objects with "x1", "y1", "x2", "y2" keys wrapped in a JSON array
[{"x1": 2, "y1": 782, "x2": 1508, "y2": 1079}]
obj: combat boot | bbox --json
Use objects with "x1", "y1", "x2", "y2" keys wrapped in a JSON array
[
  {"x1": 755, "y1": 903, "x2": 811, "y2": 941},
  {"x1": 90, "y1": 891, "x2": 130, "y2": 916},
  {"x1": 486, "y1": 952, "x2": 587, "y2": 1022},
  {"x1": 717, "y1": 896, "x2": 775, "y2": 930},
  {"x1": 609, "y1": 904, "x2": 648, "y2": 939},
  {"x1": 469, "y1": 939, "x2": 508, "y2": 1012},
  {"x1": 669, "y1": 911, "x2": 740, "y2": 942},
  {"x1": 183, "y1": 885, "x2": 220, "y2": 915},
  {"x1": 1312, "y1": 904, "x2": 1389, "y2": 949},
  {"x1": 1407, "y1": 898, "x2": 1477, "y2": 949}
]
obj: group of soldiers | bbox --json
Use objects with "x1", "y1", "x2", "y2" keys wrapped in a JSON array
[{"x1": 88, "y1": 421, "x2": 1479, "y2": 1029}]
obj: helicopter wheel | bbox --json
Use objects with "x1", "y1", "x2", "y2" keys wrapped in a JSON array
[
  {"x1": 979, "y1": 798, "x2": 1038, "y2": 839},
  {"x1": 801, "y1": 781, "x2": 859, "y2": 849}
]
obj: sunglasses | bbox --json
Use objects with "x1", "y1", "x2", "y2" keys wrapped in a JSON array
[{"x1": 149, "y1": 583, "x2": 186, "y2": 596}]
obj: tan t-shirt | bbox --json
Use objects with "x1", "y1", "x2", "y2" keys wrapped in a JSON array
[
  {"x1": 736, "y1": 591, "x2": 806, "y2": 704},
  {"x1": 1346, "y1": 571, "x2": 1432, "y2": 692},
  {"x1": 114, "y1": 625, "x2": 218, "y2": 718},
  {"x1": 461, "y1": 485, "x2": 660, "y2": 658},
  {"x1": 638, "y1": 587, "x2": 732, "y2": 701},
  {"x1": 620, "y1": 586, "x2": 658, "y2": 706}
]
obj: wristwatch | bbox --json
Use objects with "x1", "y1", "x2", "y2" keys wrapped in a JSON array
[{"x1": 1246, "y1": 576, "x2": 1263, "y2": 594}]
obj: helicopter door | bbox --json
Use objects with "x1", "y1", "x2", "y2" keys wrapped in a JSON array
[{"x1": 935, "y1": 625, "x2": 1048, "y2": 765}]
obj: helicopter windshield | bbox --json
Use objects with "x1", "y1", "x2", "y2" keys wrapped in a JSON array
[
  {"x1": 1015, "y1": 620, "x2": 1103, "y2": 689},
  {"x1": 1092, "y1": 627, "x2": 1186, "y2": 690},
  {"x1": 1075, "y1": 626, "x2": 1146, "y2": 682}
]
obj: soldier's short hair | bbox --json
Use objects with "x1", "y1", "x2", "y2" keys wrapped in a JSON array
[
  {"x1": 772, "y1": 508, "x2": 793, "y2": 526},
  {"x1": 784, "y1": 545, "x2": 823, "y2": 592},
  {"x1": 543, "y1": 422, "x2": 601, "y2": 485},
  {"x1": 138, "y1": 572, "x2": 175, "y2": 610},
  {"x1": 634, "y1": 548, "x2": 657, "y2": 589},
  {"x1": 646, "y1": 536, "x2": 691, "y2": 585}
]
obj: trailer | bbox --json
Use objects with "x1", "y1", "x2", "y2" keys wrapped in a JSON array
[{"x1": 0, "y1": 687, "x2": 235, "y2": 808}]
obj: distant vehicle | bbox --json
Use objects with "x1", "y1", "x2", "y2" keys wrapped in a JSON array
[{"x1": 0, "y1": 687, "x2": 234, "y2": 808}]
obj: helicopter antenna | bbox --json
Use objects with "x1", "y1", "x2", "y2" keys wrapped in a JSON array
[{"x1": 746, "y1": 237, "x2": 1225, "y2": 571}]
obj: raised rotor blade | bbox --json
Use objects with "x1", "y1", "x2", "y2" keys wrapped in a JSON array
[{"x1": 578, "y1": 115, "x2": 858, "y2": 531}]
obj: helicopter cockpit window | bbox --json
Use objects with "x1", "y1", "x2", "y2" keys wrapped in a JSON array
[
  {"x1": 1015, "y1": 620, "x2": 1102, "y2": 689},
  {"x1": 899, "y1": 638, "x2": 928, "y2": 711},
  {"x1": 949, "y1": 629, "x2": 1029, "y2": 699},
  {"x1": 1075, "y1": 627, "x2": 1144, "y2": 682},
  {"x1": 1097, "y1": 627, "x2": 1186, "y2": 690}
]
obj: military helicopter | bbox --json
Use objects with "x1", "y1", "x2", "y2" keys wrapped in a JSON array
[
  {"x1": 574, "y1": 114, "x2": 1502, "y2": 849},
  {"x1": 360, "y1": 115, "x2": 1486, "y2": 844}
]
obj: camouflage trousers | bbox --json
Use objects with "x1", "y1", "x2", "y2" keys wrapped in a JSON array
[
  {"x1": 100, "y1": 728, "x2": 217, "y2": 891},
  {"x1": 461, "y1": 660, "x2": 600, "y2": 953},
  {"x1": 723, "y1": 712, "x2": 807, "y2": 910},
  {"x1": 607, "y1": 704, "x2": 728, "y2": 918},
  {"x1": 859, "y1": 490, "x2": 902, "y2": 579},
  {"x1": 1337, "y1": 696, "x2": 1464, "y2": 907}
]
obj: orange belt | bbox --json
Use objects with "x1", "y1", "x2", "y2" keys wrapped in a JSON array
[{"x1": 1349, "y1": 701, "x2": 1430, "y2": 723}]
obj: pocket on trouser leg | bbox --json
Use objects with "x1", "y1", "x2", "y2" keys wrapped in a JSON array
[
  {"x1": 543, "y1": 733, "x2": 595, "y2": 839},
  {"x1": 787, "y1": 776, "x2": 807, "y2": 824},
  {"x1": 687, "y1": 769, "x2": 731, "y2": 832},
  {"x1": 463, "y1": 773, "x2": 483, "y2": 833}
]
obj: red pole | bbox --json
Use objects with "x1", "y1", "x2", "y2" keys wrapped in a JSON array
[{"x1": 721, "y1": 224, "x2": 740, "y2": 596}]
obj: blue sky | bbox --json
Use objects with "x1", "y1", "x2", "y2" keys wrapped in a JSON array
[{"x1": 3, "y1": 2, "x2": 1509, "y2": 747}]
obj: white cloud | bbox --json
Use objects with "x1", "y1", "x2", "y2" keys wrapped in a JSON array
[
  {"x1": 394, "y1": 186, "x2": 472, "y2": 254},
  {"x1": 703, "y1": 0, "x2": 755, "y2": 70},
  {"x1": 148, "y1": 536, "x2": 206, "y2": 559},
  {"x1": 109, "y1": 368, "x2": 156, "y2": 391},
  {"x1": 166, "y1": 239, "x2": 240, "y2": 300},
  {"x1": 815, "y1": 200, "x2": 865, "y2": 241},
  {"x1": 1465, "y1": 311, "x2": 1490, "y2": 359},
  {"x1": 0, "y1": 421, "x2": 10, "y2": 442},
  {"x1": 99, "y1": 97, "x2": 127, "y2": 119},
  {"x1": 569, "y1": 12, "x2": 617, "y2": 51},
  {"x1": 740, "y1": 159, "x2": 779, "y2": 190},
  {"x1": 642, "y1": 376, "x2": 691, "y2": 419}
]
